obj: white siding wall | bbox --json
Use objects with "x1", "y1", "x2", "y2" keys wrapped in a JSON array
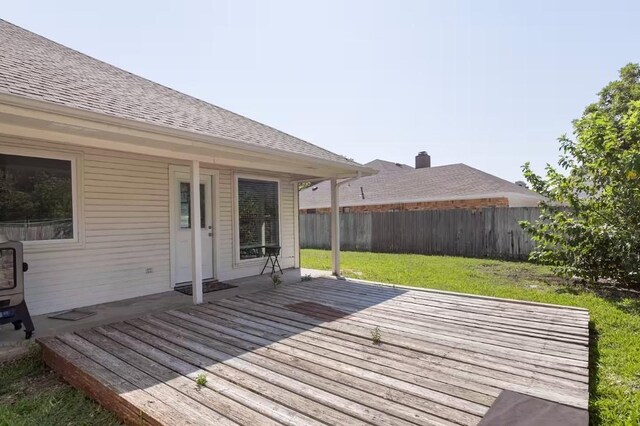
[{"x1": 1, "y1": 138, "x2": 297, "y2": 315}]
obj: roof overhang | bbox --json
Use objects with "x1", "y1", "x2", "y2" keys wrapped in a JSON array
[{"x1": 0, "y1": 93, "x2": 377, "y2": 180}]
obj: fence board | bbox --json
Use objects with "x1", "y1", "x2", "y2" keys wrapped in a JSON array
[{"x1": 300, "y1": 208, "x2": 540, "y2": 260}]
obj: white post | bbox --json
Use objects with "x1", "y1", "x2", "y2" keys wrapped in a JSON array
[
  {"x1": 330, "y1": 177, "x2": 340, "y2": 276},
  {"x1": 191, "y1": 160, "x2": 203, "y2": 304},
  {"x1": 293, "y1": 182, "x2": 300, "y2": 269}
]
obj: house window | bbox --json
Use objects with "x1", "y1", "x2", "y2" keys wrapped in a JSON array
[
  {"x1": 237, "y1": 177, "x2": 279, "y2": 260},
  {"x1": 0, "y1": 153, "x2": 76, "y2": 242}
]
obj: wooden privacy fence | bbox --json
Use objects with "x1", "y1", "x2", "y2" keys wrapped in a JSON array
[{"x1": 299, "y1": 207, "x2": 541, "y2": 260}]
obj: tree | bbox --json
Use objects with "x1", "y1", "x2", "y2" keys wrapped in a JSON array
[{"x1": 522, "y1": 63, "x2": 640, "y2": 287}]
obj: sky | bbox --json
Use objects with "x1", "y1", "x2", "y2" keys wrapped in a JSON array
[{"x1": 3, "y1": 1, "x2": 639, "y2": 182}]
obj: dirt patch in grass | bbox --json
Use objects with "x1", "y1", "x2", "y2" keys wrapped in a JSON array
[{"x1": 474, "y1": 261, "x2": 568, "y2": 287}]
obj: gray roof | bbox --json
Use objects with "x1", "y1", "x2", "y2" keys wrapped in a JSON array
[
  {"x1": 0, "y1": 20, "x2": 359, "y2": 167},
  {"x1": 300, "y1": 163, "x2": 544, "y2": 209},
  {"x1": 365, "y1": 159, "x2": 414, "y2": 172}
]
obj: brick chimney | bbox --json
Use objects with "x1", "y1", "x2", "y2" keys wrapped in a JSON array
[{"x1": 415, "y1": 151, "x2": 431, "y2": 169}]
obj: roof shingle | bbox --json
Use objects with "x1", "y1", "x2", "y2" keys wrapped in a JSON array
[
  {"x1": 300, "y1": 163, "x2": 544, "y2": 208},
  {"x1": 0, "y1": 20, "x2": 359, "y2": 167}
]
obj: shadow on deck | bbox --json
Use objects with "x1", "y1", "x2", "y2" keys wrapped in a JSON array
[{"x1": 37, "y1": 277, "x2": 591, "y2": 426}]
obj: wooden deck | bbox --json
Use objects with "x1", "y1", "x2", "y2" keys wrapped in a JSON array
[{"x1": 38, "y1": 278, "x2": 590, "y2": 426}]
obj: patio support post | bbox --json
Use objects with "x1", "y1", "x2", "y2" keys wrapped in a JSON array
[
  {"x1": 330, "y1": 177, "x2": 341, "y2": 276},
  {"x1": 190, "y1": 160, "x2": 203, "y2": 304}
]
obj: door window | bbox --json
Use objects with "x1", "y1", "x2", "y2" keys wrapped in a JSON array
[{"x1": 179, "y1": 182, "x2": 206, "y2": 229}]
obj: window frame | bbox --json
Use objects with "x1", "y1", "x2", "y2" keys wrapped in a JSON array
[
  {"x1": 0, "y1": 146, "x2": 81, "y2": 248},
  {"x1": 233, "y1": 173, "x2": 282, "y2": 266}
]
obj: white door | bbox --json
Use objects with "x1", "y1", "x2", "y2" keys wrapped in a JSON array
[{"x1": 173, "y1": 173, "x2": 214, "y2": 284}]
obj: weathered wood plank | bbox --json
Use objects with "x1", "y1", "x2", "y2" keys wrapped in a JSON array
[
  {"x1": 141, "y1": 314, "x2": 466, "y2": 425},
  {"x1": 277, "y1": 285, "x2": 589, "y2": 355},
  {"x1": 287, "y1": 282, "x2": 590, "y2": 336},
  {"x1": 218, "y1": 295, "x2": 588, "y2": 390},
  {"x1": 107, "y1": 322, "x2": 332, "y2": 426},
  {"x1": 296, "y1": 279, "x2": 590, "y2": 324},
  {"x1": 236, "y1": 292, "x2": 589, "y2": 375},
  {"x1": 307, "y1": 278, "x2": 590, "y2": 318},
  {"x1": 126, "y1": 318, "x2": 392, "y2": 426},
  {"x1": 274, "y1": 286, "x2": 589, "y2": 344},
  {"x1": 178, "y1": 306, "x2": 493, "y2": 412},
  {"x1": 37, "y1": 278, "x2": 590, "y2": 425},
  {"x1": 180, "y1": 308, "x2": 493, "y2": 411},
  {"x1": 76, "y1": 328, "x2": 278, "y2": 426},
  {"x1": 38, "y1": 337, "x2": 172, "y2": 426},
  {"x1": 202, "y1": 306, "x2": 587, "y2": 406},
  {"x1": 208, "y1": 299, "x2": 588, "y2": 406},
  {"x1": 56, "y1": 333, "x2": 237, "y2": 426},
  {"x1": 234, "y1": 293, "x2": 589, "y2": 383}
]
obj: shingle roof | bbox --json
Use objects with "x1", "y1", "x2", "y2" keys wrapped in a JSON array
[
  {"x1": 0, "y1": 20, "x2": 359, "y2": 167},
  {"x1": 299, "y1": 163, "x2": 545, "y2": 208},
  {"x1": 365, "y1": 159, "x2": 414, "y2": 172}
]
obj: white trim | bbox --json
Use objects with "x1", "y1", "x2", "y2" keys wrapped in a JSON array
[
  {"x1": 293, "y1": 182, "x2": 300, "y2": 269},
  {"x1": 0, "y1": 144, "x2": 83, "y2": 250},
  {"x1": 168, "y1": 164, "x2": 219, "y2": 287},
  {"x1": 232, "y1": 172, "x2": 282, "y2": 267},
  {"x1": 0, "y1": 92, "x2": 376, "y2": 178}
]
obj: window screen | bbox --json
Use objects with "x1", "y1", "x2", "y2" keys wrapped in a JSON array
[
  {"x1": 237, "y1": 178, "x2": 279, "y2": 259},
  {"x1": 0, "y1": 154, "x2": 74, "y2": 241}
]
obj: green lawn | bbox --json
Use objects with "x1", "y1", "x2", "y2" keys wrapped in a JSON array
[
  {"x1": 302, "y1": 249, "x2": 640, "y2": 426},
  {"x1": 0, "y1": 347, "x2": 120, "y2": 426}
]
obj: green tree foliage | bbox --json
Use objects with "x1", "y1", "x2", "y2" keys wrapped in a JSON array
[
  {"x1": 0, "y1": 170, "x2": 72, "y2": 223},
  {"x1": 522, "y1": 64, "x2": 640, "y2": 287}
]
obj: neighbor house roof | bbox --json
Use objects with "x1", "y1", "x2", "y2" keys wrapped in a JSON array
[
  {"x1": 0, "y1": 20, "x2": 360, "y2": 168},
  {"x1": 299, "y1": 162, "x2": 544, "y2": 209},
  {"x1": 365, "y1": 159, "x2": 414, "y2": 172}
]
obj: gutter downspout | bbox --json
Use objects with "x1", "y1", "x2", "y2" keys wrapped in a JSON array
[{"x1": 331, "y1": 172, "x2": 362, "y2": 278}]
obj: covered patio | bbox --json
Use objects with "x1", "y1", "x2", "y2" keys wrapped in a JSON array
[
  {"x1": 38, "y1": 277, "x2": 590, "y2": 426},
  {"x1": 0, "y1": 270, "x2": 303, "y2": 349}
]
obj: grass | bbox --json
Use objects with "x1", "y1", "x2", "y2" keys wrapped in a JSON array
[
  {"x1": 371, "y1": 326, "x2": 382, "y2": 345},
  {"x1": 195, "y1": 373, "x2": 208, "y2": 388},
  {"x1": 0, "y1": 346, "x2": 121, "y2": 426},
  {"x1": 302, "y1": 249, "x2": 640, "y2": 426}
]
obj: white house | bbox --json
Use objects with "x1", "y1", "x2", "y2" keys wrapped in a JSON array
[{"x1": 0, "y1": 20, "x2": 372, "y2": 315}]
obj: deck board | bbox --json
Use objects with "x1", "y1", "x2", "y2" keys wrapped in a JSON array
[{"x1": 38, "y1": 278, "x2": 590, "y2": 425}]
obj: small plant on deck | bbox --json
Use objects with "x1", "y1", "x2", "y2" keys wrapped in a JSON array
[
  {"x1": 271, "y1": 274, "x2": 282, "y2": 288},
  {"x1": 371, "y1": 326, "x2": 382, "y2": 345},
  {"x1": 195, "y1": 373, "x2": 207, "y2": 389}
]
